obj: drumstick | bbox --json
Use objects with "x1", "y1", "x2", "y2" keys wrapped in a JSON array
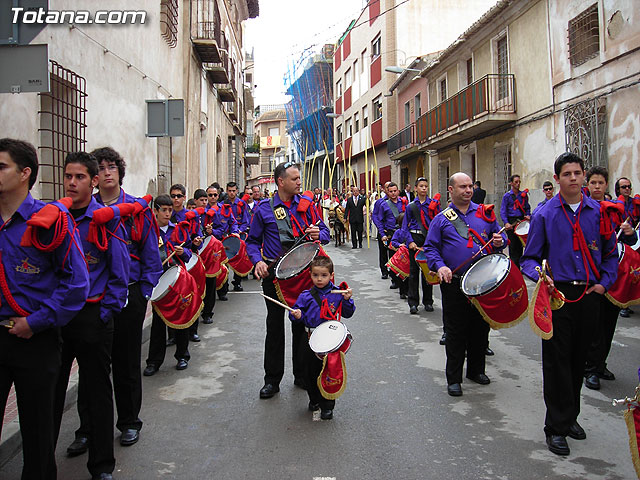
[
  {"x1": 616, "y1": 216, "x2": 639, "y2": 239},
  {"x1": 162, "y1": 241, "x2": 187, "y2": 266},
  {"x1": 330, "y1": 290, "x2": 350, "y2": 294},
  {"x1": 1, "y1": 319, "x2": 14, "y2": 328},
  {"x1": 451, "y1": 226, "x2": 507, "y2": 275},
  {"x1": 260, "y1": 293, "x2": 295, "y2": 312}
]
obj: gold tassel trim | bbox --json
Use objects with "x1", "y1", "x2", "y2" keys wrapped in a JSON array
[
  {"x1": 527, "y1": 279, "x2": 553, "y2": 340},
  {"x1": 470, "y1": 297, "x2": 527, "y2": 331},
  {"x1": 318, "y1": 351, "x2": 347, "y2": 400},
  {"x1": 153, "y1": 299, "x2": 203, "y2": 330},
  {"x1": 624, "y1": 408, "x2": 640, "y2": 479}
]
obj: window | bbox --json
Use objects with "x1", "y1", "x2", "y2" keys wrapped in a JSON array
[
  {"x1": 404, "y1": 101, "x2": 411, "y2": 125},
  {"x1": 371, "y1": 36, "x2": 381, "y2": 59},
  {"x1": 336, "y1": 124, "x2": 343, "y2": 143},
  {"x1": 345, "y1": 117, "x2": 352, "y2": 137},
  {"x1": 360, "y1": 50, "x2": 366, "y2": 72},
  {"x1": 466, "y1": 58, "x2": 473, "y2": 85},
  {"x1": 353, "y1": 60, "x2": 358, "y2": 80},
  {"x1": 414, "y1": 93, "x2": 421, "y2": 117},
  {"x1": 496, "y1": 36, "x2": 509, "y2": 99},
  {"x1": 439, "y1": 77, "x2": 447, "y2": 103},
  {"x1": 362, "y1": 105, "x2": 369, "y2": 127},
  {"x1": 354, "y1": 112, "x2": 360, "y2": 133},
  {"x1": 568, "y1": 4, "x2": 599, "y2": 67},
  {"x1": 336, "y1": 79, "x2": 342, "y2": 97},
  {"x1": 268, "y1": 127, "x2": 279, "y2": 136},
  {"x1": 345, "y1": 68, "x2": 352, "y2": 88},
  {"x1": 372, "y1": 96, "x2": 382, "y2": 121}
]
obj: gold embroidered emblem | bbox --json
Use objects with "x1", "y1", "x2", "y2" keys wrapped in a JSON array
[
  {"x1": 85, "y1": 252, "x2": 100, "y2": 265},
  {"x1": 444, "y1": 209, "x2": 458, "y2": 221},
  {"x1": 587, "y1": 240, "x2": 598, "y2": 251},
  {"x1": 630, "y1": 266, "x2": 640, "y2": 285},
  {"x1": 481, "y1": 229, "x2": 488, "y2": 240},
  {"x1": 274, "y1": 206, "x2": 287, "y2": 220},
  {"x1": 178, "y1": 292, "x2": 193, "y2": 310},
  {"x1": 15, "y1": 258, "x2": 40, "y2": 274},
  {"x1": 508, "y1": 287, "x2": 524, "y2": 307}
]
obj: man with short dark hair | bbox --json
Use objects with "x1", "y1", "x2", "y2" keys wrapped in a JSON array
[
  {"x1": 345, "y1": 185, "x2": 366, "y2": 248},
  {"x1": 373, "y1": 182, "x2": 407, "y2": 290},
  {"x1": 194, "y1": 189, "x2": 208, "y2": 208},
  {"x1": 471, "y1": 180, "x2": 486, "y2": 204},
  {"x1": 614, "y1": 177, "x2": 637, "y2": 318},
  {"x1": 500, "y1": 174, "x2": 530, "y2": 268},
  {"x1": 169, "y1": 184, "x2": 187, "y2": 224}
]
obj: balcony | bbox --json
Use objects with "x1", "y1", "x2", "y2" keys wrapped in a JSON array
[
  {"x1": 415, "y1": 74, "x2": 516, "y2": 150},
  {"x1": 388, "y1": 124, "x2": 416, "y2": 159},
  {"x1": 191, "y1": 0, "x2": 222, "y2": 63},
  {"x1": 218, "y1": 83, "x2": 237, "y2": 102}
]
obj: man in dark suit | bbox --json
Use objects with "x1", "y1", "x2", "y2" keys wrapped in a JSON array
[
  {"x1": 400, "y1": 183, "x2": 415, "y2": 201},
  {"x1": 471, "y1": 180, "x2": 486, "y2": 204},
  {"x1": 345, "y1": 185, "x2": 366, "y2": 248}
]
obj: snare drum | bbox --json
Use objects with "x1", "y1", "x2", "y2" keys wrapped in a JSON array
[
  {"x1": 514, "y1": 220, "x2": 530, "y2": 247},
  {"x1": 222, "y1": 235, "x2": 253, "y2": 277},
  {"x1": 386, "y1": 245, "x2": 411, "y2": 280},
  {"x1": 151, "y1": 266, "x2": 203, "y2": 329},
  {"x1": 461, "y1": 253, "x2": 528, "y2": 329},
  {"x1": 216, "y1": 264, "x2": 229, "y2": 290},
  {"x1": 199, "y1": 235, "x2": 226, "y2": 277},
  {"x1": 309, "y1": 320, "x2": 352, "y2": 360},
  {"x1": 605, "y1": 242, "x2": 640, "y2": 308},
  {"x1": 273, "y1": 242, "x2": 326, "y2": 307},
  {"x1": 185, "y1": 254, "x2": 206, "y2": 299},
  {"x1": 414, "y1": 250, "x2": 440, "y2": 285}
]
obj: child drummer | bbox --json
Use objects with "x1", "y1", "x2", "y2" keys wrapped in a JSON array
[{"x1": 289, "y1": 256, "x2": 355, "y2": 420}]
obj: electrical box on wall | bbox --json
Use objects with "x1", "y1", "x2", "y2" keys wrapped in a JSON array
[{"x1": 146, "y1": 98, "x2": 184, "y2": 137}]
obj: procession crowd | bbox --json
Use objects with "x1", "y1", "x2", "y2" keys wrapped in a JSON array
[{"x1": 0, "y1": 136, "x2": 638, "y2": 479}]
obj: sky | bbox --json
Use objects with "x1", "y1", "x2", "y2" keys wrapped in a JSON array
[{"x1": 244, "y1": 0, "x2": 365, "y2": 106}]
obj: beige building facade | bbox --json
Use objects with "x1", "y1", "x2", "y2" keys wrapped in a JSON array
[{"x1": 246, "y1": 107, "x2": 288, "y2": 193}]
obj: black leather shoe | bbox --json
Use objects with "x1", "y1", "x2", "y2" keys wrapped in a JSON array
[
  {"x1": 351, "y1": 246, "x2": 357, "y2": 249},
  {"x1": 293, "y1": 378, "x2": 307, "y2": 390},
  {"x1": 143, "y1": 365, "x2": 158, "y2": 377},
  {"x1": 92, "y1": 474, "x2": 113, "y2": 480},
  {"x1": 218, "y1": 295, "x2": 228, "y2": 301},
  {"x1": 320, "y1": 409, "x2": 333, "y2": 420},
  {"x1": 259, "y1": 383, "x2": 279, "y2": 399},
  {"x1": 400, "y1": 293, "x2": 407, "y2": 299},
  {"x1": 233, "y1": 283, "x2": 244, "y2": 292},
  {"x1": 202, "y1": 314, "x2": 214, "y2": 325},
  {"x1": 390, "y1": 283, "x2": 399, "y2": 289},
  {"x1": 176, "y1": 359, "x2": 188, "y2": 370},
  {"x1": 467, "y1": 373, "x2": 491, "y2": 385},
  {"x1": 546, "y1": 435, "x2": 570, "y2": 456},
  {"x1": 166, "y1": 337, "x2": 176, "y2": 346},
  {"x1": 409, "y1": 306, "x2": 418, "y2": 314},
  {"x1": 189, "y1": 333, "x2": 201, "y2": 342},
  {"x1": 584, "y1": 373, "x2": 600, "y2": 390},
  {"x1": 447, "y1": 383, "x2": 462, "y2": 396},
  {"x1": 424, "y1": 304, "x2": 434, "y2": 312},
  {"x1": 620, "y1": 308, "x2": 631, "y2": 317},
  {"x1": 66, "y1": 436, "x2": 89, "y2": 456},
  {"x1": 308, "y1": 401, "x2": 319, "y2": 411},
  {"x1": 599, "y1": 367, "x2": 615, "y2": 381},
  {"x1": 568, "y1": 421, "x2": 586, "y2": 440},
  {"x1": 120, "y1": 429, "x2": 139, "y2": 446},
  {"x1": 485, "y1": 347, "x2": 495, "y2": 356},
  {"x1": 381, "y1": 274, "x2": 389, "y2": 280},
  {"x1": 439, "y1": 333, "x2": 447, "y2": 345}
]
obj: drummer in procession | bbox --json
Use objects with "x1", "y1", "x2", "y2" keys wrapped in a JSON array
[
  {"x1": 536, "y1": 181, "x2": 555, "y2": 210},
  {"x1": 424, "y1": 172, "x2": 507, "y2": 398},
  {"x1": 144, "y1": 194, "x2": 194, "y2": 376},
  {"x1": 54, "y1": 152, "x2": 130, "y2": 480},
  {"x1": 500, "y1": 174, "x2": 531, "y2": 268},
  {"x1": 246, "y1": 162, "x2": 331, "y2": 399},
  {"x1": 613, "y1": 176, "x2": 638, "y2": 318},
  {"x1": 224, "y1": 182, "x2": 250, "y2": 292},
  {"x1": 0, "y1": 139, "x2": 90, "y2": 480},
  {"x1": 521, "y1": 153, "x2": 618, "y2": 457},
  {"x1": 372, "y1": 182, "x2": 391, "y2": 280},
  {"x1": 208, "y1": 184, "x2": 238, "y2": 301},
  {"x1": 169, "y1": 184, "x2": 188, "y2": 224},
  {"x1": 583, "y1": 166, "x2": 636, "y2": 391}
]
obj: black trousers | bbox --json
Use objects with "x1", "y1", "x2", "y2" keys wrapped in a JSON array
[
  {"x1": 0, "y1": 327, "x2": 60, "y2": 480},
  {"x1": 408, "y1": 247, "x2": 433, "y2": 307},
  {"x1": 506, "y1": 216, "x2": 525, "y2": 268},
  {"x1": 377, "y1": 234, "x2": 391, "y2": 276},
  {"x1": 585, "y1": 296, "x2": 620, "y2": 374},
  {"x1": 262, "y1": 277, "x2": 305, "y2": 385},
  {"x1": 301, "y1": 333, "x2": 335, "y2": 411},
  {"x1": 440, "y1": 279, "x2": 490, "y2": 385},
  {"x1": 146, "y1": 311, "x2": 190, "y2": 367},
  {"x1": 54, "y1": 303, "x2": 115, "y2": 477},
  {"x1": 542, "y1": 284, "x2": 599, "y2": 437},
  {"x1": 350, "y1": 222, "x2": 363, "y2": 248},
  {"x1": 202, "y1": 277, "x2": 217, "y2": 317}
]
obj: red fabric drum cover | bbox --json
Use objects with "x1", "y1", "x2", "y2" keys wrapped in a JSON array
[
  {"x1": 273, "y1": 242, "x2": 328, "y2": 308},
  {"x1": 415, "y1": 250, "x2": 440, "y2": 285},
  {"x1": 185, "y1": 254, "x2": 207, "y2": 299},
  {"x1": 151, "y1": 266, "x2": 203, "y2": 329},
  {"x1": 514, "y1": 219, "x2": 530, "y2": 247},
  {"x1": 527, "y1": 276, "x2": 554, "y2": 339},
  {"x1": 461, "y1": 254, "x2": 528, "y2": 330},
  {"x1": 605, "y1": 243, "x2": 640, "y2": 309},
  {"x1": 386, "y1": 245, "x2": 410, "y2": 280},
  {"x1": 199, "y1": 236, "x2": 226, "y2": 277},
  {"x1": 624, "y1": 406, "x2": 640, "y2": 479},
  {"x1": 216, "y1": 264, "x2": 229, "y2": 290},
  {"x1": 222, "y1": 235, "x2": 253, "y2": 277}
]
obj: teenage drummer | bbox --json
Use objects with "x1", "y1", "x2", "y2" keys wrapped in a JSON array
[
  {"x1": 424, "y1": 172, "x2": 507, "y2": 397},
  {"x1": 144, "y1": 194, "x2": 193, "y2": 375},
  {"x1": 521, "y1": 153, "x2": 618, "y2": 456},
  {"x1": 246, "y1": 162, "x2": 330, "y2": 399},
  {"x1": 224, "y1": 181, "x2": 250, "y2": 292},
  {"x1": 500, "y1": 174, "x2": 530, "y2": 268},
  {"x1": 290, "y1": 256, "x2": 354, "y2": 420}
]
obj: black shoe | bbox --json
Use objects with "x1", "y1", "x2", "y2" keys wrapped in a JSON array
[
  {"x1": 202, "y1": 314, "x2": 214, "y2": 325},
  {"x1": 381, "y1": 274, "x2": 389, "y2": 280},
  {"x1": 120, "y1": 429, "x2": 139, "y2": 446},
  {"x1": 308, "y1": 401, "x2": 319, "y2": 411},
  {"x1": 400, "y1": 293, "x2": 407, "y2": 299},
  {"x1": 466, "y1": 373, "x2": 491, "y2": 385},
  {"x1": 390, "y1": 283, "x2": 399, "y2": 289},
  {"x1": 320, "y1": 409, "x2": 333, "y2": 420},
  {"x1": 166, "y1": 337, "x2": 176, "y2": 346},
  {"x1": 546, "y1": 435, "x2": 570, "y2": 456},
  {"x1": 424, "y1": 304, "x2": 434, "y2": 312},
  {"x1": 485, "y1": 347, "x2": 495, "y2": 356},
  {"x1": 66, "y1": 436, "x2": 89, "y2": 457},
  {"x1": 409, "y1": 306, "x2": 418, "y2": 314},
  {"x1": 352, "y1": 246, "x2": 357, "y2": 249},
  {"x1": 598, "y1": 367, "x2": 615, "y2": 381},
  {"x1": 92, "y1": 474, "x2": 113, "y2": 480},
  {"x1": 584, "y1": 373, "x2": 600, "y2": 390},
  {"x1": 218, "y1": 295, "x2": 228, "y2": 301},
  {"x1": 293, "y1": 378, "x2": 307, "y2": 390},
  {"x1": 259, "y1": 383, "x2": 280, "y2": 399},
  {"x1": 359, "y1": 244, "x2": 363, "y2": 248},
  {"x1": 568, "y1": 422, "x2": 586, "y2": 440},
  {"x1": 620, "y1": 308, "x2": 631, "y2": 317},
  {"x1": 143, "y1": 365, "x2": 158, "y2": 377},
  {"x1": 447, "y1": 383, "x2": 462, "y2": 396},
  {"x1": 233, "y1": 283, "x2": 244, "y2": 292},
  {"x1": 439, "y1": 333, "x2": 447, "y2": 345},
  {"x1": 189, "y1": 333, "x2": 201, "y2": 342},
  {"x1": 176, "y1": 359, "x2": 188, "y2": 370}
]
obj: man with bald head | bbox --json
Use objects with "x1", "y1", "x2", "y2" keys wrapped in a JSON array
[{"x1": 424, "y1": 173, "x2": 507, "y2": 397}]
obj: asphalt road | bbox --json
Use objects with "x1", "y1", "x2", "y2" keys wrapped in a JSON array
[{"x1": 2, "y1": 241, "x2": 639, "y2": 479}]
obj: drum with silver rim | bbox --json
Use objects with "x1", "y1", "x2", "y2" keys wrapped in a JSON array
[
  {"x1": 309, "y1": 320, "x2": 352, "y2": 359},
  {"x1": 461, "y1": 253, "x2": 511, "y2": 297},
  {"x1": 514, "y1": 220, "x2": 530, "y2": 247},
  {"x1": 150, "y1": 266, "x2": 180, "y2": 302},
  {"x1": 274, "y1": 242, "x2": 320, "y2": 280}
]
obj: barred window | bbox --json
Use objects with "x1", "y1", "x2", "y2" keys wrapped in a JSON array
[
  {"x1": 160, "y1": 0, "x2": 179, "y2": 48},
  {"x1": 38, "y1": 61, "x2": 87, "y2": 202},
  {"x1": 568, "y1": 4, "x2": 599, "y2": 67}
]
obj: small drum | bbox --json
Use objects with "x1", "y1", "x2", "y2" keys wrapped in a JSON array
[
  {"x1": 386, "y1": 245, "x2": 410, "y2": 280},
  {"x1": 309, "y1": 320, "x2": 352, "y2": 360},
  {"x1": 216, "y1": 264, "x2": 229, "y2": 290},
  {"x1": 222, "y1": 235, "x2": 253, "y2": 277},
  {"x1": 605, "y1": 242, "x2": 640, "y2": 308},
  {"x1": 514, "y1": 220, "x2": 530, "y2": 246},
  {"x1": 415, "y1": 250, "x2": 440, "y2": 285},
  {"x1": 151, "y1": 266, "x2": 203, "y2": 329},
  {"x1": 199, "y1": 235, "x2": 226, "y2": 277},
  {"x1": 274, "y1": 242, "x2": 325, "y2": 307},
  {"x1": 461, "y1": 253, "x2": 528, "y2": 329},
  {"x1": 185, "y1": 254, "x2": 206, "y2": 299}
]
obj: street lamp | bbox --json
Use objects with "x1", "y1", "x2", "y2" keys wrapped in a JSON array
[{"x1": 385, "y1": 66, "x2": 421, "y2": 74}]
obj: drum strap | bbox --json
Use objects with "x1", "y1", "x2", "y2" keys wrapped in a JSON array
[
  {"x1": 269, "y1": 198, "x2": 295, "y2": 250},
  {"x1": 310, "y1": 288, "x2": 342, "y2": 322},
  {"x1": 409, "y1": 202, "x2": 427, "y2": 236},
  {"x1": 386, "y1": 199, "x2": 401, "y2": 220}
]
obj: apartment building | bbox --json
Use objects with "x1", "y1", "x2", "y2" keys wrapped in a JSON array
[{"x1": 246, "y1": 107, "x2": 288, "y2": 192}]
